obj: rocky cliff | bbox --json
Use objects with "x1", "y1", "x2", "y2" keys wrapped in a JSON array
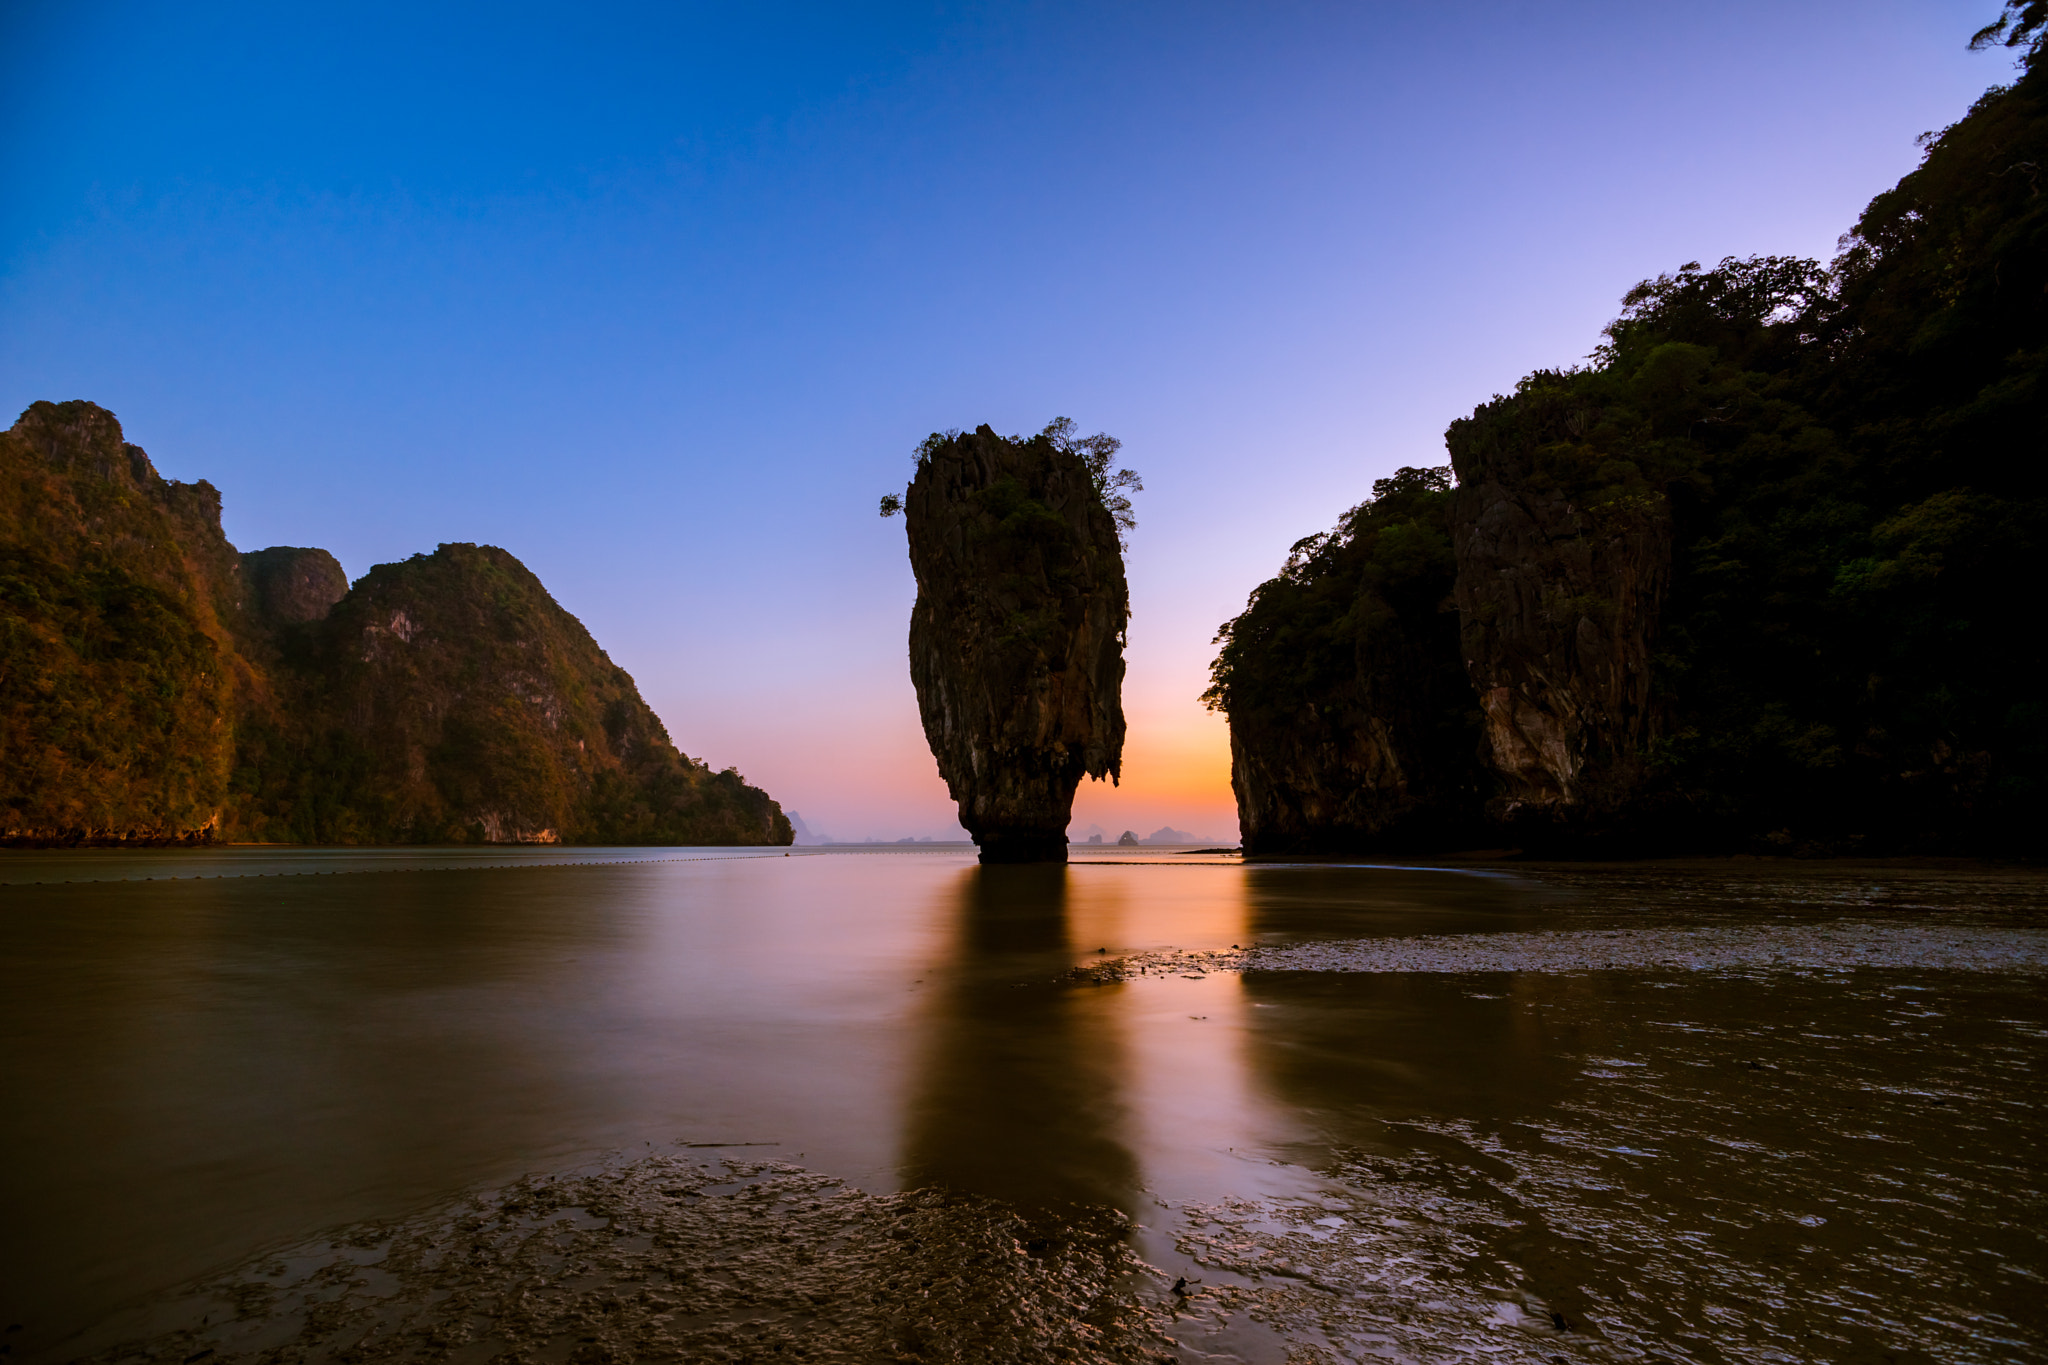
[
  {"x1": 0, "y1": 401, "x2": 244, "y2": 843},
  {"x1": 901, "y1": 425, "x2": 1128, "y2": 862},
  {"x1": 1205, "y1": 467, "x2": 1483, "y2": 855},
  {"x1": 1211, "y1": 32, "x2": 2046, "y2": 856},
  {"x1": 241, "y1": 543, "x2": 790, "y2": 846},
  {"x1": 240, "y1": 546, "x2": 348, "y2": 629},
  {"x1": 1444, "y1": 387, "x2": 1673, "y2": 837},
  {"x1": 1, "y1": 402, "x2": 790, "y2": 847}
]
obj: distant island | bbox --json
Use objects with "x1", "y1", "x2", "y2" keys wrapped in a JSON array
[
  {"x1": 1207, "y1": 43, "x2": 2045, "y2": 859},
  {"x1": 1138, "y1": 826, "x2": 1209, "y2": 845},
  {"x1": 786, "y1": 811, "x2": 832, "y2": 845},
  {"x1": 0, "y1": 402, "x2": 790, "y2": 847},
  {"x1": 1080, "y1": 825, "x2": 1213, "y2": 846}
]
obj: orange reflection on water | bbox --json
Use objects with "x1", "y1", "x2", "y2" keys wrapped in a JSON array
[{"x1": 899, "y1": 862, "x2": 1303, "y2": 1218}]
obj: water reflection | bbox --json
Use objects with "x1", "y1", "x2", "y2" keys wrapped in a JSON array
[
  {"x1": 899, "y1": 866, "x2": 1140, "y2": 1214},
  {"x1": 5, "y1": 853, "x2": 2041, "y2": 1365},
  {"x1": 1239, "y1": 863, "x2": 1545, "y2": 943},
  {"x1": 1237, "y1": 973, "x2": 1580, "y2": 1162},
  {"x1": 1, "y1": 870, "x2": 656, "y2": 1340},
  {"x1": 0, "y1": 858, "x2": 937, "y2": 1351},
  {"x1": 1234, "y1": 864, "x2": 1575, "y2": 1157}
]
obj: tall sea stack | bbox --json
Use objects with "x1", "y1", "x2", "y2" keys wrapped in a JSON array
[{"x1": 902, "y1": 425, "x2": 1128, "y2": 863}]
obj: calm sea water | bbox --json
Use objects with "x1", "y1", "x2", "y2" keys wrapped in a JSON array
[{"x1": 1, "y1": 847, "x2": 2042, "y2": 1362}]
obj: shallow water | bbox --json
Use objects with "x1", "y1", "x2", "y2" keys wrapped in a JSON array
[{"x1": 0, "y1": 848, "x2": 2041, "y2": 1362}]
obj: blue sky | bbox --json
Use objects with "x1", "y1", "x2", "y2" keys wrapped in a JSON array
[{"x1": 0, "y1": 0, "x2": 2009, "y2": 838}]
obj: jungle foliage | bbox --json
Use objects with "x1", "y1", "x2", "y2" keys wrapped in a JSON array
[
  {"x1": 1205, "y1": 465, "x2": 1464, "y2": 743},
  {"x1": 0, "y1": 546, "x2": 231, "y2": 839}
]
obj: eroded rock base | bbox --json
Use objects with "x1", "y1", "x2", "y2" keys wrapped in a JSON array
[{"x1": 976, "y1": 831, "x2": 1071, "y2": 864}]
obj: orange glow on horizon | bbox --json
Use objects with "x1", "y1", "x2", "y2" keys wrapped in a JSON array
[
  {"x1": 1069, "y1": 699, "x2": 1238, "y2": 840},
  {"x1": 692, "y1": 668, "x2": 1241, "y2": 841}
]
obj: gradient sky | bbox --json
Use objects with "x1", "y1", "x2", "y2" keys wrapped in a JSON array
[{"x1": 0, "y1": 0, "x2": 2013, "y2": 840}]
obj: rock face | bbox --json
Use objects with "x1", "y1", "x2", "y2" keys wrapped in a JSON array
[
  {"x1": 256, "y1": 542, "x2": 790, "y2": 846},
  {"x1": 1, "y1": 401, "x2": 791, "y2": 847},
  {"x1": 1207, "y1": 468, "x2": 1483, "y2": 855},
  {"x1": 0, "y1": 401, "x2": 243, "y2": 844},
  {"x1": 903, "y1": 426, "x2": 1127, "y2": 862},
  {"x1": 241, "y1": 546, "x2": 348, "y2": 628},
  {"x1": 1445, "y1": 394, "x2": 1671, "y2": 833}
]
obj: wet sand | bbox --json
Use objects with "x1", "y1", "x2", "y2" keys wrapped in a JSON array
[{"x1": 64, "y1": 1154, "x2": 1165, "y2": 1365}]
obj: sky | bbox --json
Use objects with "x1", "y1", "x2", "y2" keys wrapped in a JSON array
[{"x1": 0, "y1": 0, "x2": 2014, "y2": 841}]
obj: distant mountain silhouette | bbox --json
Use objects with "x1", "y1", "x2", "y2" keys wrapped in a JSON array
[{"x1": 786, "y1": 811, "x2": 834, "y2": 845}]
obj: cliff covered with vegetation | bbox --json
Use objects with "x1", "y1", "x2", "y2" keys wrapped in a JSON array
[
  {"x1": 1206, "y1": 467, "x2": 1483, "y2": 852},
  {"x1": 1, "y1": 402, "x2": 790, "y2": 846},
  {"x1": 1211, "y1": 14, "x2": 2046, "y2": 856},
  {"x1": 0, "y1": 402, "x2": 247, "y2": 842}
]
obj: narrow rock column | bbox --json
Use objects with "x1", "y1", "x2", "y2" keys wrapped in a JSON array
[{"x1": 901, "y1": 425, "x2": 1128, "y2": 863}]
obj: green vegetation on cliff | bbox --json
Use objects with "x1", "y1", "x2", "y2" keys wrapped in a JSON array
[
  {"x1": 236, "y1": 543, "x2": 788, "y2": 846},
  {"x1": 1205, "y1": 467, "x2": 1482, "y2": 853},
  {"x1": 1, "y1": 404, "x2": 790, "y2": 847},
  {"x1": 1213, "y1": 12, "x2": 2046, "y2": 855},
  {"x1": 0, "y1": 402, "x2": 243, "y2": 841}
]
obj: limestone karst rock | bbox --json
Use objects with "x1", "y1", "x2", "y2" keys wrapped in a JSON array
[
  {"x1": 0, "y1": 401, "x2": 242, "y2": 843},
  {"x1": 1444, "y1": 398, "x2": 1671, "y2": 833},
  {"x1": 1207, "y1": 467, "x2": 1484, "y2": 856},
  {"x1": 1208, "y1": 38, "x2": 2047, "y2": 856},
  {"x1": 1, "y1": 400, "x2": 791, "y2": 847},
  {"x1": 241, "y1": 546, "x2": 348, "y2": 628},
  {"x1": 902, "y1": 425, "x2": 1128, "y2": 863},
  {"x1": 268, "y1": 542, "x2": 791, "y2": 846}
]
